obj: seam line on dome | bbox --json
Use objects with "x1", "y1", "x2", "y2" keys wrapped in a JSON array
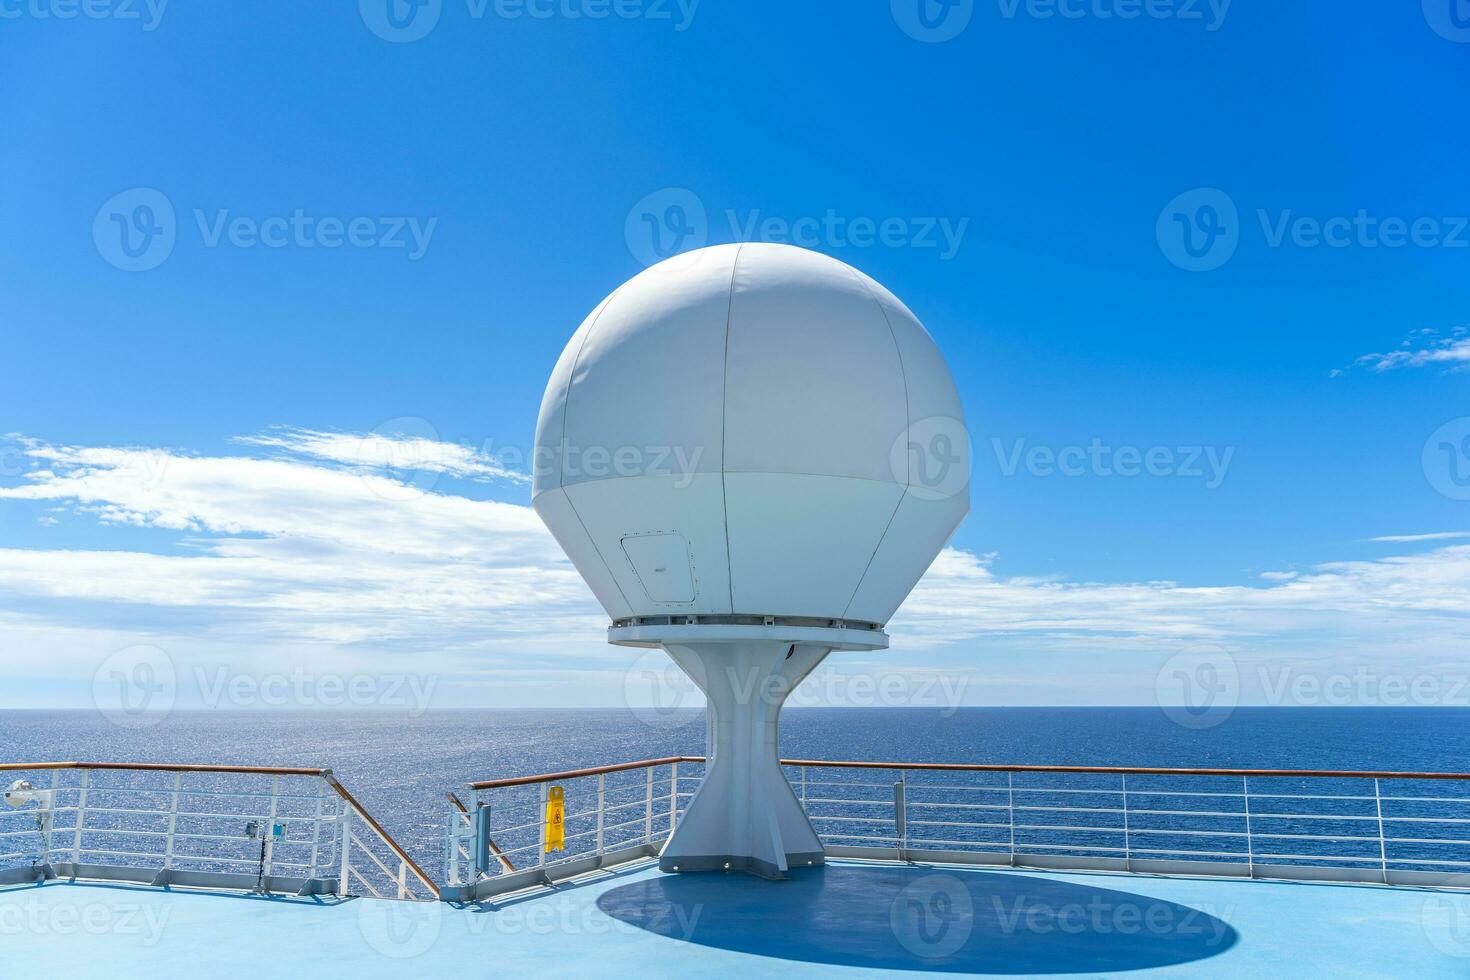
[
  {"x1": 718, "y1": 243, "x2": 745, "y2": 614},
  {"x1": 559, "y1": 286, "x2": 621, "y2": 493},
  {"x1": 562, "y1": 484, "x2": 635, "y2": 616},
  {"x1": 842, "y1": 265, "x2": 911, "y2": 618},
  {"x1": 558, "y1": 286, "x2": 633, "y2": 612}
]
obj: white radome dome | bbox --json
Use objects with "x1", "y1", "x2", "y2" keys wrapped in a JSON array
[{"x1": 532, "y1": 242, "x2": 969, "y2": 626}]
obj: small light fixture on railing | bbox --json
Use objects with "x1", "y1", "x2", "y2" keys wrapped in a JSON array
[{"x1": 4, "y1": 779, "x2": 50, "y2": 809}]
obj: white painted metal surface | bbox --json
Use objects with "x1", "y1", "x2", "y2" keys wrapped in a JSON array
[
  {"x1": 448, "y1": 756, "x2": 1470, "y2": 900},
  {"x1": 532, "y1": 242, "x2": 969, "y2": 625},
  {"x1": 532, "y1": 244, "x2": 969, "y2": 878},
  {"x1": 0, "y1": 765, "x2": 433, "y2": 901}
]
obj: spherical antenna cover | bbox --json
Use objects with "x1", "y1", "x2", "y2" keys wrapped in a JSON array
[{"x1": 533, "y1": 243, "x2": 969, "y2": 625}]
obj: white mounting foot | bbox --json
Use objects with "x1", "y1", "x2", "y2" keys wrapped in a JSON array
[{"x1": 655, "y1": 640, "x2": 829, "y2": 879}]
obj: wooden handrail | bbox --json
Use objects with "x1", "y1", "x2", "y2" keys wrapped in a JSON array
[
  {"x1": 468, "y1": 756, "x2": 690, "y2": 790},
  {"x1": 0, "y1": 761, "x2": 327, "y2": 776},
  {"x1": 468, "y1": 755, "x2": 1470, "y2": 788},
  {"x1": 324, "y1": 774, "x2": 440, "y2": 898}
]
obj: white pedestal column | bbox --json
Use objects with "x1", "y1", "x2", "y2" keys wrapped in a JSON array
[{"x1": 658, "y1": 640, "x2": 829, "y2": 878}]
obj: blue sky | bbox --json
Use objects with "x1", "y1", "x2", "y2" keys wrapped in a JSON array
[{"x1": 1, "y1": 1, "x2": 1468, "y2": 713}]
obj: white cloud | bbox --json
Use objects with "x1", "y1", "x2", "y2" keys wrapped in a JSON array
[
  {"x1": 5, "y1": 431, "x2": 1470, "y2": 706},
  {"x1": 1333, "y1": 326, "x2": 1470, "y2": 377},
  {"x1": 236, "y1": 425, "x2": 530, "y2": 486},
  {"x1": 893, "y1": 544, "x2": 1470, "y2": 652},
  {"x1": 0, "y1": 437, "x2": 588, "y2": 646},
  {"x1": 1369, "y1": 531, "x2": 1470, "y2": 544}
]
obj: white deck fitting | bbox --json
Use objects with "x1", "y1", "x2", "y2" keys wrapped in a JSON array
[{"x1": 533, "y1": 244, "x2": 968, "y2": 877}]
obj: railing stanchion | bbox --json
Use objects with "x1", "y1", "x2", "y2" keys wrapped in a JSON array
[
  {"x1": 894, "y1": 773, "x2": 907, "y2": 862},
  {"x1": 1007, "y1": 771, "x2": 1016, "y2": 866},
  {"x1": 43, "y1": 769, "x2": 60, "y2": 865},
  {"x1": 1373, "y1": 777, "x2": 1389, "y2": 884},
  {"x1": 1121, "y1": 773, "x2": 1132, "y2": 872},
  {"x1": 446, "y1": 799, "x2": 458, "y2": 887},
  {"x1": 339, "y1": 804, "x2": 353, "y2": 895},
  {"x1": 1242, "y1": 776, "x2": 1255, "y2": 879},
  {"x1": 537, "y1": 787, "x2": 547, "y2": 868},
  {"x1": 398, "y1": 860, "x2": 408, "y2": 900},
  {"x1": 644, "y1": 766, "x2": 655, "y2": 845},
  {"x1": 668, "y1": 762, "x2": 678, "y2": 836},
  {"x1": 163, "y1": 770, "x2": 182, "y2": 870},
  {"x1": 72, "y1": 768, "x2": 89, "y2": 865},
  {"x1": 263, "y1": 774, "x2": 281, "y2": 884},
  {"x1": 308, "y1": 779, "x2": 325, "y2": 880},
  {"x1": 596, "y1": 774, "x2": 606, "y2": 857}
]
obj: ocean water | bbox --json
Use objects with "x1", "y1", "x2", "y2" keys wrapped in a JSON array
[{"x1": 5, "y1": 707, "x2": 1470, "y2": 875}]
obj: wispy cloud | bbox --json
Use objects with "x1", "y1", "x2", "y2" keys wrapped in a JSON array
[
  {"x1": 1369, "y1": 532, "x2": 1470, "y2": 544},
  {"x1": 236, "y1": 426, "x2": 530, "y2": 485},
  {"x1": 4, "y1": 431, "x2": 1470, "y2": 705},
  {"x1": 1332, "y1": 326, "x2": 1470, "y2": 377},
  {"x1": 0, "y1": 436, "x2": 583, "y2": 645}
]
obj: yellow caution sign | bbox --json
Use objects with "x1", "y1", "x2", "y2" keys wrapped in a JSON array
[{"x1": 545, "y1": 785, "x2": 565, "y2": 852}]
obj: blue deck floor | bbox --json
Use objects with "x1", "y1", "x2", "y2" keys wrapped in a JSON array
[{"x1": 2, "y1": 860, "x2": 1467, "y2": 977}]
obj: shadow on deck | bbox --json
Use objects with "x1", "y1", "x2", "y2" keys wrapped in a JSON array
[{"x1": 596, "y1": 863, "x2": 1238, "y2": 974}]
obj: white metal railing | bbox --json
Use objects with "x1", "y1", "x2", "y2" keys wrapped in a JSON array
[
  {"x1": 799, "y1": 761, "x2": 1470, "y2": 886},
  {"x1": 445, "y1": 757, "x2": 704, "y2": 897},
  {"x1": 447, "y1": 757, "x2": 1470, "y2": 896},
  {"x1": 0, "y1": 763, "x2": 437, "y2": 902}
]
